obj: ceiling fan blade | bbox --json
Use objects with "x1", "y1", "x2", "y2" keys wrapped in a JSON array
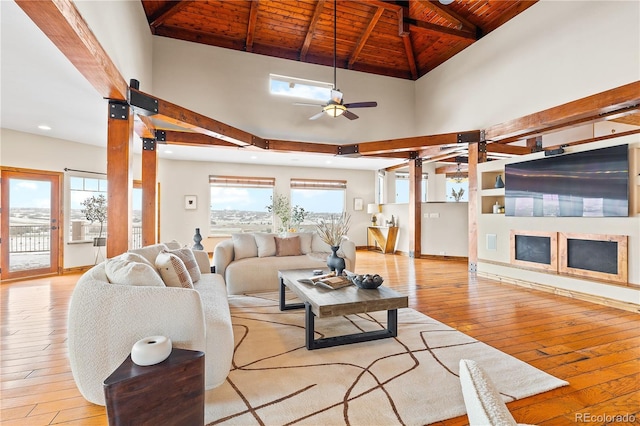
[
  {"x1": 342, "y1": 110, "x2": 359, "y2": 120},
  {"x1": 294, "y1": 102, "x2": 325, "y2": 107},
  {"x1": 343, "y1": 101, "x2": 377, "y2": 109},
  {"x1": 331, "y1": 90, "x2": 343, "y2": 104},
  {"x1": 309, "y1": 111, "x2": 325, "y2": 120}
]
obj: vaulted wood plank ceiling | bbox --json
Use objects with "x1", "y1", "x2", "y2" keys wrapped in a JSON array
[{"x1": 141, "y1": 0, "x2": 538, "y2": 80}]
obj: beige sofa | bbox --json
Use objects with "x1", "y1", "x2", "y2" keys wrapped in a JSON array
[
  {"x1": 213, "y1": 232, "x2": 356, "y2": 295},
  {"x1": 67, "y1": 243, "x2": 233, "y2": 405}
]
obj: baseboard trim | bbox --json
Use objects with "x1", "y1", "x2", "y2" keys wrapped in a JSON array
[{"x1": 477, "y1": 271, "x2": 640, "y2": 313}]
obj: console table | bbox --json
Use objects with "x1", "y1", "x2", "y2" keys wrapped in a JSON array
[
  {"x1": 103, "y1": 348, "x2": 204, "y2": 425},
  {"x1": 367, "y1": 226, "x2": 398, "y2": 254}
]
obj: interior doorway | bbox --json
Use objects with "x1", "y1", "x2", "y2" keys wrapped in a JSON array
[{"x1": 1, "y1": 168, "x2": 62, "y2": 280}]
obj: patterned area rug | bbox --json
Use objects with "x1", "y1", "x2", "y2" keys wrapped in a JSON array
[{"x1": 205, "y1": 292, "x2": 567, "y2": 425}]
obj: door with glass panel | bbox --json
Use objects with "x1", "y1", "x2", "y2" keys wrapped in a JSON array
[{"x1": 1, "y1": 168, "x2": 62, "y2": 280}]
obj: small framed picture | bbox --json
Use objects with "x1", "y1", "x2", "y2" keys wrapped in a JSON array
[
  {"x1": 185, "y1": 195, "x2": 197, "y2": 210},
  {"x1": 354, "y1": 197, "x2": 363, "y2": 211}
]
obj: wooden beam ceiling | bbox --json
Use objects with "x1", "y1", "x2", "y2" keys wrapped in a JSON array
[{"x1": 16, "y1": 0, "x2": 640, "y2": 170}]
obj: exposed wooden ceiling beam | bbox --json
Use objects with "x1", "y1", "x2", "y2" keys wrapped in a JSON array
[
  {"x1": 300, "y1": 0, "x2": 326, "y2": 61},
  {"x1": 435, "y1": 163, "x2": 468, "y2": 175},
  {"x1": 397, "y1": 3, "x2": 418, "y2": 79},
  {"x1": 348, "y1": 7, "x2": 385, "y2": 70},
  {"x1": 485, "y1": 81, "x2": 640, "y2": 143},
  {"x1": 266, "y1": 139, "x2": 339, "y2": 155},
  {"x1": 420, "y1": 0, "x2": 477, "y2": 33},
  {"x1": 148, "y1": 0, "x2": 194, "y2": 31},
  {"x1": 353, "y1": 131, "x2": 481, "y2": 156},
  {"x1": 355, "y1": 0, "x2": 476, "y2": 40},
  {"x1": 163, "y1": 130, "x2": 240, "y2": 148},
  {"x1": 130, "y1": 88, "x2": 267, "y2": 149},
  {"x1": 487, "y1": 144, "x2": 531, "y2": 156},
  {"x1": 245, "y1": 0, "x2": 260, "y2": 52},
  {"x1": 404, "y1": 17, "x2": 476, "y2": 40},
  {"x1": 15, "y1": 0, "x2": 128, "y2": 101}
]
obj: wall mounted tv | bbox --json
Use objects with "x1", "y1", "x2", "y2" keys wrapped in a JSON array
[{"x1": 504, "y1": 144, "x2": 629, "y2": 217}]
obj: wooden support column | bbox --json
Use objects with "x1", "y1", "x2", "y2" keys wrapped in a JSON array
[
  {"x1": 141, "y1": 138, "x2": 158, "y2": 246},
  {"x1": 408, "y1": 158, "x2": 422, "y2": 258},
  {"x1": 467, "y1": 141, "x2": 486, "y2": 272},
  {"x1": 107, "y1": 101, "x2": 134, "y2": 257}
]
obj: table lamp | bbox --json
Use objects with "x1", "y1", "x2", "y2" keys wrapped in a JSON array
[{"x1": 367, "y1": 204, "x2": 380, "y2": 226}]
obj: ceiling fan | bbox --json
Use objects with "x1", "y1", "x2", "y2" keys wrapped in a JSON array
[{"x1": 301, "y1": 0, "x2": 378, "y2": 120}]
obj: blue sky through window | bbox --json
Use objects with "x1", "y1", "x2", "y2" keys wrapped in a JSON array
[{"x1": 270, "y1": 74, "x2": 332, "y2": 102}]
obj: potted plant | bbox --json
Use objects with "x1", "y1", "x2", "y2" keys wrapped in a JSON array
[
  {"x1": 81, "y1": 194, "x2": 107, "y2": 247},
  {"x1": 266, "y1": 194, "x2": 308, "y2": 233},
  {"x1": 316, "y1": 212, "x2": 351, "y2": 274}
]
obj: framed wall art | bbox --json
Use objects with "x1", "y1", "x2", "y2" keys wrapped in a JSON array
[{"x1": 185, "y1": 195, "x2": 197, "y2": 210}]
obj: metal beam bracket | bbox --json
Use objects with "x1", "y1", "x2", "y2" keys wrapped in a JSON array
[
  {"x1": 129, "y1": 89, "x2": 159, "y2": 116},
  {"x1": 338, "y1": 144, "x2": 359, "y2": 156},
  {"x1": 155, "y1": 129, "x2": 167, "y2": 143},
  {"x1": 142, "y1": 138, "x2": 156, "y2": 151},
  {"x1": 109, "y1": 101, "x2": 129, "y2": 120},
  {"x1": 457, "y1": 130, "x2": 481, "y2": 144},
  {"x1": 478, "y1": 141, "x2": 487, "y2": 153},
  {"x1": 252, "y1": 136, "x2": 269, "y2": 149},
  {"x1": 409, "y1": 151, "x2": 419, "y2": 160}
]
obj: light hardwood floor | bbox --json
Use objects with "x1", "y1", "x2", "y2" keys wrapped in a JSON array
[{"x1": 1, "y1": 251, "x2": 638, "y2": 425}]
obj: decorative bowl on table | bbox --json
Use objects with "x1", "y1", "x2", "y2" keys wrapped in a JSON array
[{"x1": 350, "y1": 273, "x2": 384, "y2": 289}]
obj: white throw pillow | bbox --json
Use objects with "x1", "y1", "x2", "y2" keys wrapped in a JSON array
[
  {"x1": 105, "y1": 254, "x2": 165, "y2": 287},
  {"x1": 164, "y1": 248, "x2": 201, "y2": 282},
  {"x1": 458, "y1": 359, "x2": 518, "y2": 426},
  {"x1": 163, "y1": 240, "x2": 183, "y2": 250},
  {"x1": 285, "y1": 232, "x2": 313, "y2": 254},
  {"x1": 155, "y1": 251, "x2": 194, "y2": 289},
  {"x1": 254, "y1": 233, "x2": 277, "y2": 257},
  {"x1": 231, "y1": 233, "x2": 258, "y2": 260},
  {"x1": 128, "y1": 243, "x2": 168, "y2": 265}
]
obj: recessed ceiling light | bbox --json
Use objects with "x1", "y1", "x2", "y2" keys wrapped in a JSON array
[
  {"x1": 38, "y1": 124, "x2": 52, "y2": 130},
  {"x1": 164, "y1": 150, "x2": 173, "y2": 154},
  {"x1": 250, "y1": 155, "x2": 258, "y2": 160}
]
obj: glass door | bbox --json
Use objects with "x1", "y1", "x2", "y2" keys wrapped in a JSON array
[{"x1": 1, "y1": 168, "x2": 61, "y2": 280}]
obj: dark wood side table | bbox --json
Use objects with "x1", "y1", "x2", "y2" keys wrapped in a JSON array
[{"x1": 103, "y1": 348, "x2": 205, "y2": 426}]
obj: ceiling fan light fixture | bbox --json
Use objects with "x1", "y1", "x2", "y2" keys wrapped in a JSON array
[
  {"x1": 439, "y1": 0, "x2": 454, "y2": 4},
  {"x1": 324, "y1": 104, "x2": 346, "y2": 117}
]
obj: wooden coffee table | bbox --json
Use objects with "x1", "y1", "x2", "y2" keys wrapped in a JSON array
[{"x1": 278, "y1": 269, "x2": 408, "y2": 350}]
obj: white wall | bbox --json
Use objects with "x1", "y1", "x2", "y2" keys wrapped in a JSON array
[
  {"x1": 74, "y1": 0, "x2": 154, "y2": 92},
  {"x1": 152, "y1": 37, "x2": 416, "y2": 145},
  {"x1": 156, "y1": 158, "x2": 376, "y2": 247},
  {"x1": 414, "y1": 1, "x2": 640, "y2": 134}
]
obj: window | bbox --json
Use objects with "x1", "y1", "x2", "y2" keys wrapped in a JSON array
[
  {"x1": 132, "y1": 182, "x2": 142, "y2": 249},
  {"x1": 394, "y1": 172, "x2": 428, "y2": 203},
  {"x1": 269, "y1": 74, "x2": 333, "y2": 102},
  {"x1": 290, "y1": 178, "x2": 346, "y2": 231},
  {"x1": 69, "y1": 176, "x2": 107, "y2": 242},
  {"x1": 210, "y1": 176, "x2": 275, "y2": 235}
]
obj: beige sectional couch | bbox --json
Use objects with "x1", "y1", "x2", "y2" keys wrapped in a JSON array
[
  {"x1": 68, "y1": 243, "x2": 233, "y2": 405},
  {"x1": 214, "y1": 232, "x2": 356, "y2": 295}
]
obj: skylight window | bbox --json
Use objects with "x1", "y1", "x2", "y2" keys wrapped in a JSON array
[{"x1": 269, "y1": 74, "x2": 332, "y2": 102}]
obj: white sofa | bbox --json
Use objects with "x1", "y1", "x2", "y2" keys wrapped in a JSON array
[
  {"x1": 214, "y1": 232, "x2": 356, "y2": 295},
  {"x1": 68, "y1": 243, "x2": 234, "y2": 406}
]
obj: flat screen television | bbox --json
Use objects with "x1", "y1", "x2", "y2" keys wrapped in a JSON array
[{"x1": 504, "y1": 144, "x2": 629, "y2": 217}]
